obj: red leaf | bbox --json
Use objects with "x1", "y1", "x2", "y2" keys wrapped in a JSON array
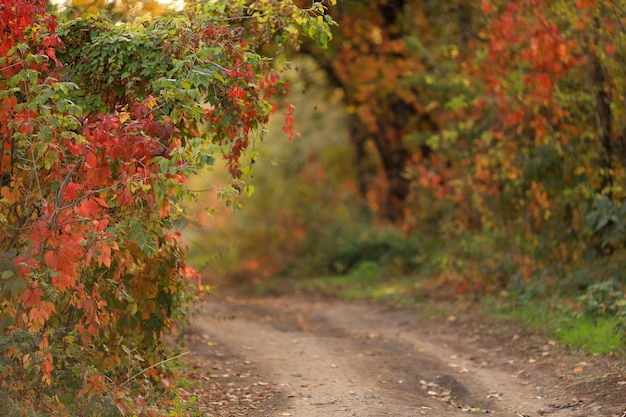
[
  {"x1": 92, "y1": 197, "x2": 109, "y2": 208},
  {"x1": 85, "y1": 152, "x2": 97, "y2": 169},
  {"x1": 42, "y1": 352, "x2": 54, "y2": 373},
  {"x1": 133, "y1": 104, "x2": 148, "y2": 118},
  {"x1": 46, "y1": 244, "x2": 81, "y2": 291},
  {"x1": 22, "y1": 284, "x2": 43, "y2": 307},
  {"x1": 62, "y1": 181, "x2": 83, "y2": 201},
  {"x1": 77, "y1": 198, "x2": 100, "y2": 218}
]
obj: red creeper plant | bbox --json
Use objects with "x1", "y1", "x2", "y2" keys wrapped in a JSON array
[{"x1": 0, "y1": 0, "x2": 335, "y2": 415}]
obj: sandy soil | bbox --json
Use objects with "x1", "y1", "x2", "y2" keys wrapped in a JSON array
[{"x1": 185, "y1": 294, "x2": 626, "y2": 417}]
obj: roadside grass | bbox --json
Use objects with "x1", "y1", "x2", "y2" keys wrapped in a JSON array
[
  {"x1": 253, "y1": 273, "x2": 625, "y2": 355},
  {"x1": 484, "y1": 300, "x2": 624, "y2": 355},
  {"x1": 557, "y1": 316, "x2": 621, "y2": 353},
  {"x1": 253, "y1": 272, "x2": 420, "y2": 304}
]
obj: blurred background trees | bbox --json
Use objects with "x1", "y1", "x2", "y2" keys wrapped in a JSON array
[
  {"x1": 301, "y1": 0, "x2": 480, "y2": 225},
  {"x1": 66, "y1": 0, "x2": 176, "y2": 20},
  {"x1": 191, "y1": 0, "x2": 626, "y2": 316}
]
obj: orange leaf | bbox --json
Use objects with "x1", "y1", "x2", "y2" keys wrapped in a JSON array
[
  {"x1": 28, "y1": 306, "x2": 49, "y2": 328},
  {"x1": 46, "y1": 247, "x2": 80, "y2": 291},
  {"x1": 62, "y1": 181, "x2": 83, "y2": 200},
  {"x1": 85, "y1": 152, "x2": 97, "y2": 169},
  {"x1": 42, "y1": 357, "x2": 53, "y2": 373},
  {"x1": 92, "y1": 197, "x2": 109, "y2": 208},
  {"x1": 22, "y1": 285, "x2": 43, "y2": 307},
  {"x1": 77, "y1": 198, "x2": 100, "y2": 218},
  {"x1": 95, "y1": 244, "x2": 112, "y2": 268},
  {"x1": 575, "y1": 0, "x2": 595, "y2": 8}
]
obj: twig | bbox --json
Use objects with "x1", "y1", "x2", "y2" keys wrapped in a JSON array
[
  {"x1": 537, "y1": 399, "x2": 583, "y2": 415},
  {"x1": 122, "y1": 351, "x2": 189, "y2": 387}
]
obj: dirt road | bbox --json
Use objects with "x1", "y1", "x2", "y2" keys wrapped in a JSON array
[{"x1": 187, "y1": 295, "x2": 625, "y2": 417}]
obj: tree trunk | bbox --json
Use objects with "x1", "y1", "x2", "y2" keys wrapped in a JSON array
[
  {"x1": 373, "y1": 132, "x2": 411, "y2": 225},
  {"x1": 587, "y1": 18, "x2": 614, "y2": 196}
]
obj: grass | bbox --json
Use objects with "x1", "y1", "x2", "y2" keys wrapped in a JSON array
[
  {"x1": 254, "y1": 272, "x2": 421, "y2": 304},
  {"x1": 556, "y1": 316, "x2": 621, "y2": 352},
  {"x1": 486, "y1": 300, "x2": 624, "y2": 355}
]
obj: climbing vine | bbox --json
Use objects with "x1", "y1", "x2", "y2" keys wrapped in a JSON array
[{"x1": 0, "y1": 0, "x2": 335, "y2": 415}]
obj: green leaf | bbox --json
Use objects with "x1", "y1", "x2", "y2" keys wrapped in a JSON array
[
  {"x1": 1, "y1": 270, "x2": 15, "y2": 279},
  {"x1": 3, "y1": 276, "x2": 26, "y2": 297}
]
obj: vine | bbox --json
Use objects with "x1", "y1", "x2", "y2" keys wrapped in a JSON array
[{"x1": 0, "y1": 1, "x2": 335, "y2": 415}]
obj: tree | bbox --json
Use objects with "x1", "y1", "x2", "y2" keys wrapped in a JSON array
[
  {"x1": 67, "y1": 0, "x2": 174, "y2": 20},
  {"x1": 301, "y1": 0, "x2": 481, "y2": 224},
  {"x1": 239, "y1": 0, "x2": 626, "y2": 299},
  {"x1": 0, "y1": 0, "x2": 335, "y2": 415},
  {"x1": 408, "y1": 0, "x2": 626, "y2": 292}
]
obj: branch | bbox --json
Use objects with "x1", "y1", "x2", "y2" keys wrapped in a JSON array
[{"x1": 122, "y1": 351, "x2": 189, "y2": 386}]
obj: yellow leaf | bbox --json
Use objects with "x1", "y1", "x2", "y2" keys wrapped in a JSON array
[{"x1": 22, "y1": 353, "x2": 31, "y2": 368}]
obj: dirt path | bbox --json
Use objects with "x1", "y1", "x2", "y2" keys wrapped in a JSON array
[{"x1": 187, "y1": 295, "x2": 626, "y2": 417}]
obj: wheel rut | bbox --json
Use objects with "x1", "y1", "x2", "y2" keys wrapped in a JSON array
[{"x1": 188, "y1": 296, "x2": 625, "y2": 417}]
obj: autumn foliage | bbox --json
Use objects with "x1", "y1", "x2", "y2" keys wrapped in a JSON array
[
  {"x1": 422, "y1": 0, "x2": 626, "y2": 294},
  {"x1": 0, "y1": 0, "x2": 334, "y2": 415},
  {"x1": 211, "y1": 0, "x2": 626, "y2": 321}
]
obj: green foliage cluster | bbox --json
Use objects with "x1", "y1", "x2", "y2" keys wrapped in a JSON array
[{"x1": 578, "y1": 280, "x2": 626, "y2": 336}]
